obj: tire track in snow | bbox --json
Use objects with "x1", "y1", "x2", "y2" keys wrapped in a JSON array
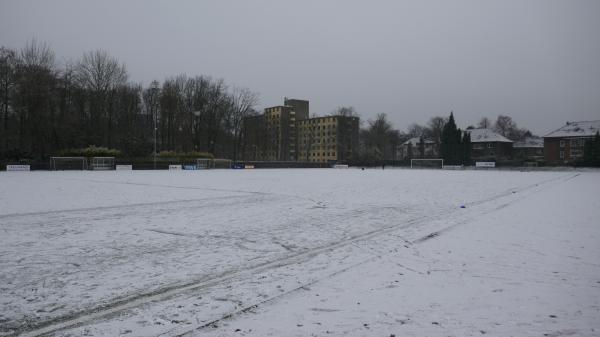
[
  {"x1": 181, "y1": 172, "x2": 583, "y2": 336},
  {"x1": 0, "y1": 195, "x2": 249, "y2": 220},
  {"x1": 172, "y1": 172, "x2": 582, "y2": 336},
  {"x1": 12, "y1": 173, "x2": 577, "y2": 337},
  {"x1": 54, "y1": 176, "x2": 328, "y2": 209},
  {"x1": 414, "y1": 173, "x2": 580, "y2": 243}
]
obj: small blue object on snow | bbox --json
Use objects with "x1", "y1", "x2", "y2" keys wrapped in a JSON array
[{"x1": 460, "y1": 205, "x2": 466, "y2": 208}]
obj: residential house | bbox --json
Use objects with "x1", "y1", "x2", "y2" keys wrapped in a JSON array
[
  {"x1": 513, "y1": 136, "x2": 544, "y2": 162},
  {"x1": 396, "y1": 137, "x2": 438, "y2": 160},
  {"x1": 466, "y1": 128, "x2": 513, "y2": 162},
  {"x1": 543, "y1": 120, "x2": 600, "y2": 165}
]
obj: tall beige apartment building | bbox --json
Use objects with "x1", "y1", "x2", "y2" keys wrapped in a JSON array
[
  {"x1": 242, "y1": 98, "x2": 359, "y2": 163},
  {"x1": 297, "y1": 115, "x2": 359, "y2": 163}
]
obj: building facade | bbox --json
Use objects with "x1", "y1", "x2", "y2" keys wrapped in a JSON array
[
  {"x1": 283, "y1": 98, "x2": 309, "y2": 121},
  {"x1": 297, "y1": 115, "x2": 359, "y2": 163},
  {"x1": 242, "y1": 98, "x2": 359, "y2": 164},
  {"x1": 263, "y1": 106, "x2": 297, "y2": 161},
  {"x1": 467, "y1": 128, "x2": 513, "y2": 161},
  {"x1": 543, "y1": 120, "x2": 600, "y2": 165},
  {"x1": 513, "y1": 136, "x2": 544, "y2": 162}
]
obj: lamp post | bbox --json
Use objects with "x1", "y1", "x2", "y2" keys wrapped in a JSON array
[
  {"x1": 150, "y1": 81, "x2": 159, "y2": 170},
  {"x1": 153, "y1": 123, "x2": 157, "y2": 170},
  {"x1": 153, "y1": 104, "x2": 158, "y2": 170},
  {"x1": 192, "y1": 110, "x2": 201, "y2": 154}
]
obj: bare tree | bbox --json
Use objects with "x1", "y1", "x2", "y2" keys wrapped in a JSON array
[
  {"x1": 0, "y1": 47, "x2": 17, "y2": 156},
  {"x1": 331, "y1": 106, "x2": 357, "y2": 117},
  {"x1": 13, "y1": 40, "x2": 57, "y2": 158},
  {"x1": 406, "y1": 123, "x2": 426, "y2": 138},
  {"x1": 74, "y1": 50, "x2": 127, "y2": 92},
  {"x1": 364, "y1": 113, "x2": 395, "y2": 160},
  {"x1": 427, "y1": 116, "x2": 447, "y2": 143},
  {"x1": 160, "y1": 75, "x2": 186, "y2": 151},
  {"x1": 229, "y1": 87, "x2": 258, "y2": 161},
  {"x1": 493, "y1": 115, "x2": 517, "y2": 137},
  {"x1": 19, "y1": 39, "x2": 55, "y2": 70},
  {"x1": 143, "y1": 80, "x2": 161, "y2": 156},
  {"x1": 74, "y1": 50, "x2": 128, "y2": 147},
  {"x1": 204, "y1": 78, "x2": 228, "y2": 155},
  {"x1": 478, "y1": 117, "x2": 492, "y2": 129}
]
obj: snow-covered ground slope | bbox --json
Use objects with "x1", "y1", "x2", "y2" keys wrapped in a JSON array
[{"x1": 0, "y1": 169, "x2": 598, "y2": 336}]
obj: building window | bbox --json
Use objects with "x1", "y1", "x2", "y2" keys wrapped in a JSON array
[
  {"x1": 570, "y1": 139, "x2": 585, "y2": 148},
  {"x1": 487, "y1": 143, "x2": 496, "y2": 149},
  {"x1": 559, "y1": 150, "x2": 564, "y2": 159},
  {"x1": 571, "y1": 149, "x2": 583, "y2": 157},
  {"x1": 473, "y1": 144, "x2": 484, "y2": 150},
  {"x1": 559, "y1": 140, "x2": 565, "y2": 148}
]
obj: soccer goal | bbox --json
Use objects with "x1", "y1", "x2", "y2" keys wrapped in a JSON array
[
  {"x1": 212, "y1": 159, "x2": 232, "y2": 169},
  {"x1": 90, "y1": 157, "x2": 115, "y2": 170},
  {"x1": 410, "y1": 158, "x2": 444, "y2": 169},
  {"x1": 50, "y1": 157, "x2": 87, "y2": 170},
  {"x1": 196, "y1": 158, "x2": 212, "y2": 169}
]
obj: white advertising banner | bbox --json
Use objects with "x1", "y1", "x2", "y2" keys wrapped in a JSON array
[
  {"x1": 6, "y1": 165, "x2": 30, "y2": 171},
  {"x1": 476, "y1": 162, "x2": 496, "y2": 168}
]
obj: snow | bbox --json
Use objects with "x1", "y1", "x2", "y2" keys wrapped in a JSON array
[
  {"x1": 544, "y1": 120, "x2": 600, "y2": 138},
  {"x1": 402, "y1": 137, "x2": 434, "y2": 146},
  {"x1": 513, "y1": 136, "x2": 544, "y2": 148},
  {"x1": 466, "y1": 128, "x2": 513, "y2": 143},
  {"x1": 0, "y1": 169, "x2": 599, "y2": 337}
]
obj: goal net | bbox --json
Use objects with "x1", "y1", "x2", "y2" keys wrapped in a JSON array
[
  {"x1": 90, "y1": 157, "x2": 115, "y2": 170},
  {"x1": 50, "y1": 157, "x2": 87, "y2": 170},
  {"x1": 410, "y1": 158, "x2": 444, "y2": 169},
  {"x1": 196, "y1": 158, "x2": 212, "y2": 169},
  {"x1": 212, "y1": 159, "x2": 232, "y2": 169}
]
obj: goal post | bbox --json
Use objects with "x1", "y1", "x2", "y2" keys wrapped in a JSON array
[
  {"x1": 410, "y1": 158, "x2": 444, "y2": 169},
  {"x1": 90, "y1": 157, "x2": 115, "y2": 170},
  {"x1": 196, "y1": 158, "x2": 212, "y2": 169},
  {"x1": 50, "y1": 157, "x2": 87, "y2": 170},
  {"x1": 212, "y1": 159, "x2": 232, "y2": 169}
]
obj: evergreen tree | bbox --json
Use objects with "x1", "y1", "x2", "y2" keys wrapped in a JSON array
[
  {"x1": 440, "y1": 112, "x2": 464, "y2": 165},
  {"x1": 583, "y1": 131, "x2": 600, "y2": 167},
  {"x1": 441, "y1": 112, "x2": 455, "y2": 164},
  {"x1": 455, "y1": 128, "x2": 463, "y2": 163},
  {"x1": 583, "y1": 136, "x2": 594, "y2": 164},
  {"x1": 595, "y1": 131, "x2": 600, "y2": 166},
  {"x1": 462, "y1": 131, "x2": 471, "y2": 165}
]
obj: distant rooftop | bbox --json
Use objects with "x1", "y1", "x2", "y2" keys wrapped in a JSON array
[
  {"x1": 402, "y1": 137, "x2": 434, "y2": 146},
  {"x1": 544, "y1": 120, "x2": 600, "y2": 138},
  {"x1": 513, "y1": 136, "x2": 543, "y2": 148},
  {"x1": 466, "y1": 128, "x2": 513, "y2": 143}
]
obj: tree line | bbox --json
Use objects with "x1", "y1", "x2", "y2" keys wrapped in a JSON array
[
  {"x1": 354, "y1": 109, "x2": 532, "y2": 165},
  {"x1": 0, "y1": 40, "x2": 258, "y2": 162},
  {"x1": 1, "y1": 40, "x2": 541, "y2": 165}
]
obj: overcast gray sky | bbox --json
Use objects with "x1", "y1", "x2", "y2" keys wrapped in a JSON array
[{"x1": 1, "y1": 0, "x2": 599, "y2": 135}]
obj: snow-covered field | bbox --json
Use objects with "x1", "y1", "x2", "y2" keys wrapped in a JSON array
[{"x1": 0, "y1": 169, "x2": 599, "y2": 337}]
